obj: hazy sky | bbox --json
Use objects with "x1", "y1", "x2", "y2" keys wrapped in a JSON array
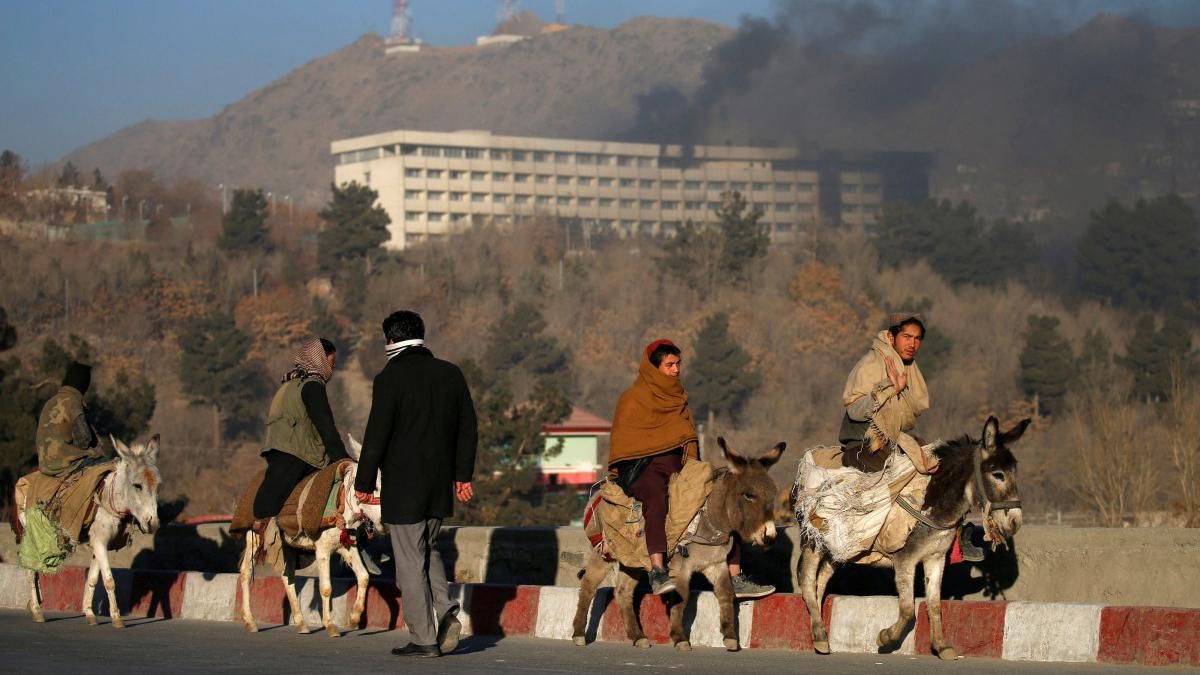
[{"x1": 0, "y1": 0, "x2": 772, "y2": 167}]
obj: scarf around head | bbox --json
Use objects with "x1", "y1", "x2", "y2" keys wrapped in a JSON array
[
  {"x1": 842, "y1": 330, "x2": 930, "y2": 452},
  {"x1": 608, "y1": 346, "x2": 699, "y2": 466},
  {"x1": 284, "y1": 337, "x2": 332, "y2": 383}
]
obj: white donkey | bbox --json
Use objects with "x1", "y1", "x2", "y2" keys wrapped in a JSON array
[
  {"x1": 238, "y1": 433, "x2": 384, "y2": 637},
  {"x1": 21, "y1": 434, "x2": 162, "y2": 627}
]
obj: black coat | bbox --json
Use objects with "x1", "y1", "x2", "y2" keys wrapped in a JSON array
[{"x1": 354, "y1": 346, "x2": 478, "y2": 525}]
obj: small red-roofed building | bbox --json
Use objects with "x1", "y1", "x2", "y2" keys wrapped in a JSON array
[{"x1": 538, "y1": 407, "x2": 611, "y2": 490}]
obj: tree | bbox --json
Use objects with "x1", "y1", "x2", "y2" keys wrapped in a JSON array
[
  {"x1": 0, "y1": 307, "x2": 15, "y2": 352},
  {"x1": 484, "y1": 302, "x2": 569, "y2": 379},
  {"x1": 92, "y1": 168, "x2": 108, "y2": 191},
  {"x1": 58, "y1": 161, "x2": 82, "y2": 188},
  {"x1": 317, "y1": 182, "x2": 391, "y2": 273},
  {"x1": 1018, "y1": 315, "x2": 1074, "y2": 416},
  {"x1": 219, "y1": 188, "x2": 270, "y2": 251},
  {"x1": 1076, "y1": 327, "x2": 1111, "y2": 374},
  {"x1": 1076, "y1": 195, "x2": 1200, "y2": 310},
  {"x1": 716, "y1": 191, "x2": 769, "y2": 285},
  {"x1": 1119, "y1": 315, "x2": 1196, "y2": 402},
  {"x1": 659, "y1": 219, "x2": 723, "y2": 299},
  {"x1": 684, "y1": 312, "x2": 760, "y2": 426},
  {"x1": 0, "y1": 150, "x2": 25, "y2": 217},
  {"x1": 90, "y1": 369, "x2": 156, "y2": 443},
  {"x1": 178, "y1": 312, "x2": 268, "y2": 444}
]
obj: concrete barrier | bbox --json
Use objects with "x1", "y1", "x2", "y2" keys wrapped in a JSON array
[
  {"x1": 6, "y1": 523, "x2": 1195, "y2": 608},
  {"x1": 1, "y1": 561, "x2": 1196, "y2": 666}
]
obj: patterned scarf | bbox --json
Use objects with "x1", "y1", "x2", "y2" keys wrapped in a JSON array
[{"x1": 283, "y1": 337, "x2": 332, "y2": 383}]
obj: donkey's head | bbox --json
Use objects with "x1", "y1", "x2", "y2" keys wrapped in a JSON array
[
  {"x1": 974, "y1": 416, "x2": 1028, "y2": 539},
  {"x1": 110, "y1": 434, "x2": 162, "y2": 534},
  {"x1": 716, "y1": 437, "x2": 787, "y2": 547},
  {"x1": 342, "y1": 433, "x2": 384, "y2": 529}
]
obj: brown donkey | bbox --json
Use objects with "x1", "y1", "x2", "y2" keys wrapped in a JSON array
[
  {"x1": 572, "y1": 437, "x2": 786, "y2": 652},
  {"x1": 797, "y1": 416, "x2": 1027, "y2": 659}
]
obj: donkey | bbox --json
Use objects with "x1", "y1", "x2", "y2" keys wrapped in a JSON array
[
  {"x1": 238, "y1": 433, "x2": 384, "y2": 638},
  {"x1": 21, "y1": 435, "x2": 162, "y2": 627},
  {"x1": 797, "y1": 416, "x2": 1028, "y2": 659},
  {"x1": 572, "y1": 437, "x2": 786, "y2": 652}
]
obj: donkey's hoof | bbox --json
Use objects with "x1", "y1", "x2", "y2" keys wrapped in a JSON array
[
  {"x1": 111, "y1": 617, "x2": 126, "y2": 629},
  {"x1": 325, "y1": 624, "x2": 341, "y2": 638},
  {"x1": 633, "y1": 637, "x2": 651, "y2": 649},
  {"x1": 674, "y1": 641, "x2": 691, "y2": 652},
  {"x1": 243, "y1": 621, "x2": 259, "y2": 633},
  {"x1": 295, "y1": 623, "x2": 310, "y2": 634},
  {"x1": 813, "y1": 640, "x2": 831, "y2": 655},
  {"x1": 936, "y1": 646, "x2": 959, "y2": 661},
  {"x1": 878, "y1": 628, "x2": 893, "y2": 648},
  {"x1": 85, "y1": 614, "x2": 98, "y2": 626},
  {"x1": 31, "y1": 612, "x2": 45, "y2": 624},
  {"x1": 573, "y1": 635, "x2": 587, "y2": 646},
  {"x1": 723, "y1": 638, "x2": 740, "y2": 652}
]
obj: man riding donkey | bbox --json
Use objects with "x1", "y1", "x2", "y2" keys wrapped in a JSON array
[
  {"x1": 605, "y1": 339, "x2": 774, "y2": 598},
  {"x1": 805, "y1": 311, "x2": 983, "y2": 561}
]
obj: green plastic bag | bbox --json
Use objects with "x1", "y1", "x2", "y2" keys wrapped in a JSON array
[{"x1": 18, "y1": 504, "x2": 72, "y2": 574}]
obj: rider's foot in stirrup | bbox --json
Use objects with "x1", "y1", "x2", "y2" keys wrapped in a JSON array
[
  {"x1": 730, "y1": 572, "x2": 776, "y2": 599},
  {"x1": 959, "y1": 522, "x2": 985, "y2": 562},
  {"x1": 648, "y1": 567, "x2": 676, "y2": 595}
]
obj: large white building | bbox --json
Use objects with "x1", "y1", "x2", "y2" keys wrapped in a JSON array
[{"x1": 331, "y1": 129, "x2": 930, "y2": 250}]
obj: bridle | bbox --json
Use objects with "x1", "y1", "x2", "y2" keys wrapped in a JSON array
[{"x1": 897, "y1": 441, "x2": 1020, "y2": 545}]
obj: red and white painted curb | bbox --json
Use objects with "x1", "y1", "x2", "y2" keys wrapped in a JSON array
[{"x1": 1, "y1": 563, "x2": 1197, "y2": 666}]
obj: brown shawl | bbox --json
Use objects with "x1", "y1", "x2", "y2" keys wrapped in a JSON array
[{"x1": 608, "y1": 350, "x2": 699, "y2": 466}]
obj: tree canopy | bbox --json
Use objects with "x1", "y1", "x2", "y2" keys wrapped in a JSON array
[
  {"x1": 684, "y1": 312, "x2": 760, "y2": 425},
  {"x1": 220, "y1": 188, "x2": 270, "y2": 252},
  {"x1": 317, "y1": 181, "x2": 391, "y2": 273}
]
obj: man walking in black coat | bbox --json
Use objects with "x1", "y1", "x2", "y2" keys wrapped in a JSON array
[{"x1": 354, "y1": 310, "x2": 478, "y2": 658}]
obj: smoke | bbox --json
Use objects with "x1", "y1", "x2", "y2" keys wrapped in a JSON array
[{"x1": 626, "y1": 0, "x2": 1200, "y2": 147}]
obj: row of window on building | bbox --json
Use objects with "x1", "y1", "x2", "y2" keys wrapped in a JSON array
[
  {"x1": 340, "y1": 144, "x2": 670, "y2": 167},
  {"x1": 402, "y1": 202, "x2": 880, "y2": 222},
  {"x1": 399, "y1": 214, "x2": 817, "y2": 234},
  {"x1": 395, "y1": 168, "x2": 883, "y2": 194},
  {"x1": 398, "y1": 192, "x2": 853, "y2": 214}
]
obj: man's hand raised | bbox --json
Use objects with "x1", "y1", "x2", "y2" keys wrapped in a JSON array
[
  {"x1": 885, "y1": 358, "x2": 907, "y2": 394},
  {"x1": 455, "y1": 481, "x2": 474, "y2": 504}
]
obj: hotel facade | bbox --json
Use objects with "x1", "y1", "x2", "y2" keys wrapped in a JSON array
[{"x1": 331, "y1": 129, "x2": 930, "y2": 250}]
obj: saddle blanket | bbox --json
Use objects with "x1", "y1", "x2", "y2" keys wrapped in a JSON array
[
  {"x1": 794, "y1": 444, "x2": 933, "y2": 564},
  {"x1": 583, "y1": 459, "x2": 715, "y2": 570},
  {"x1": 230, "y1": 459, "x2": 352, "y2": 540},
  {"x1": 15, "y1": 460, "x2": 119, "y2": 546}
]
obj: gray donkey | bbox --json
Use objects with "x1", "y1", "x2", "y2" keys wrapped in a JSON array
[
  {"x1": 572, "y1": 437, "x2": 786, "y2": 652},
  {"x1": 797, "y1": 416, "x2": 1027, "y2": 659}
]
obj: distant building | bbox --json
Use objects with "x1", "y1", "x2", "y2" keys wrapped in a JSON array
[
  {"x1": 538, "y1": 407, "x2": 611, "y2": 489},
  {"x1": 331, "y1": 128, "x2": 931, "y2": 250}
]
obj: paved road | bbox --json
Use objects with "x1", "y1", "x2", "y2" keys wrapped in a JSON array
[{"x1": 0, "y1": 610, "x2": 1174, "y2": 674}]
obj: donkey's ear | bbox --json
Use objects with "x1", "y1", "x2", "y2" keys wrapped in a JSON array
[
  {"x1": 758, "y1": 442, "x2": 787, "y2": 469},
  {"x1": 346, "y1": 433, "x2": 362, "y2": 462},
  {"x1": 1001, "y1": 418, "x2": 1032, "y2": 446},
  {"x1": 719, "y1": 436, "x2": 749, "y2": 473},
  {"x1": 111, "y1": 435, "x2": 132, "y2": 461},
  {"x1": 981, "y1": 416, "x2": 1000, "y2": 453},
  {"x1": 144, "y1": 434, "x2": 160, "y2": 462}
]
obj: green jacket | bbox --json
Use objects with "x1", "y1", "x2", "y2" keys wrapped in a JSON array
[
  {"x1": 262, "y1": 376, "x2": 327, "y2": 469},
  {"x1": 36, "y1": 386, "x2": 102, "y2": 477}
]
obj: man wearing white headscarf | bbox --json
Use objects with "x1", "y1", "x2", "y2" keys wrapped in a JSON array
[{"x1": 252, "y1": 337, "x2": 350, "y2": 520}]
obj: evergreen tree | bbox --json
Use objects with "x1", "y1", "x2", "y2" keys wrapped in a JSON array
[
  {"x1": 317, "y1": 181, "x2": 391, "y2": 273},
  {"x1": 1076, "y1": 327, "x2": 1112, "y2": 374},
  {"x1": 92, "y1": 168, "x2": 108, "y2": 191},
  {"x1": 658, "y1": 219, "x2": 723, "y2": 299},
  {"x1": 716, "y1": 191, "x2": 769, "y2": 284},
  {"x1": 1018, "y1": 315, "x2": 1074, "y2": 415},
  {"x1": 58, "y1": 161, "x2": 82, "y2": 188},
  {"x1": 177, "y1": 312, "x2": 268, "y2": 443},
  {"x1": 1118, "y1": 315, "x2": 1195, "y2": 402},
  {"x1": 484, "y1": 302, "x2": 569, "y2": 378},
  {"x1": 1076, "y1": 195, "x2": 1200, "y2": 310},
  {"x1": 90, "y1": 369, "x2": 157, "y2": 443},
  {"x1": 684, "y1": 312, "x2": 760, "y2": 425},
  {"x1": 219, "y1": 188, "x2": 270, "y2": 251}
]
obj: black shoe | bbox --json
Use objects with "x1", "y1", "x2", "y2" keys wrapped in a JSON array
[
  {"x1": 959, "y1": 523, "x2": 985, "y2": 562},
  {"x1": 648, "y1": 567, "x2": 676, "y2": 596},
  {"x1": 437, "y1": 614, "x2": 463, "y2": 654},
  {"x1": 391, "y1": 643, "x2": 441, "y2": 658},
  {"x1": 730, "y1": 573, "x2": 776, "y2": 599}
]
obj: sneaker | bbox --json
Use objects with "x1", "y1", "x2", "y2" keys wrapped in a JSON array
[
  {"x1": 648, "y1": 567, "x2": 676, "y2": 596},
  {"x1": 730, "y1": 573, "x2": 775, "y2": 599},
  {"x1": 391, "y1": 643, "x2": 441, "y2": 658},
  {"x1": 959, "y1": 523, "x2": 985, "y2": 562},
  {"x1": 437, "y1": 614, "x2": 463, "y2": 654}
]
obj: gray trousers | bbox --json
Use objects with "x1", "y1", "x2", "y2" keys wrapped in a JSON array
[{"x1": 389, "y1": 518, "x2": 458, "y2": 645}]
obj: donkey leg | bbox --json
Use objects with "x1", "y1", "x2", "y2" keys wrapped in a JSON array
[
  {"x1": 316, "y1": 537, "x2": 340, "y2": 637},
  {"x1": 799, "y1": 546, "x2": 830, "y2": 654},
  {"x1": 93, "y1": 537, "x2": 125, "y2": 628},
  {"x1": 668, "y1": 568, "x2": 692, "y2": 651},
  {"x1": 616, "y1": 567, "x2": 649, "y2": 648},
  {"x1": 572, "y1": 554, "x2": 609, "y2": 646},
  {"x1": 703, "y1": 564, "x2": 739, "y2": 652},
  {"x1": 336, "y1": 546, "x2": 369, "y2": 630},
  {"x1": 82, "y1": 553, "x2": 102, "y2": 625},
  {"x1": 239, "y1": 531, "x2": 259, "y2": 633},
  {"x1": 27, "y1": 570, "x2": 44, "y2": 623},
  {"x1": 280, "y1": 547, "x2": 309, "y2": 634},
  {"x1": 879, "y1": 555, "x2": 917, "y2": 650},
  {"x1": 923, "y1": 553, "x2": 957, "y2": 660}
]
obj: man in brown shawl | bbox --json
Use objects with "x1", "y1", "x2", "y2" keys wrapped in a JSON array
[{"x1": 609, "y1": 339, "x2": 773, "y2": 598}]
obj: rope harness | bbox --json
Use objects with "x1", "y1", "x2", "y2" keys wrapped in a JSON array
[{"x1": 895, "y1": 442, "x2": 1021, "y2": 547}]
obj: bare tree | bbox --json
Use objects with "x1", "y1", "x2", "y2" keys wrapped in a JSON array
[
  {"x1": 1166, "y1": 361, "x2": 1200, "y2": 526},
  {"x1": 1065, "y1": 369, "x2": 1158, "y2": 527}
]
